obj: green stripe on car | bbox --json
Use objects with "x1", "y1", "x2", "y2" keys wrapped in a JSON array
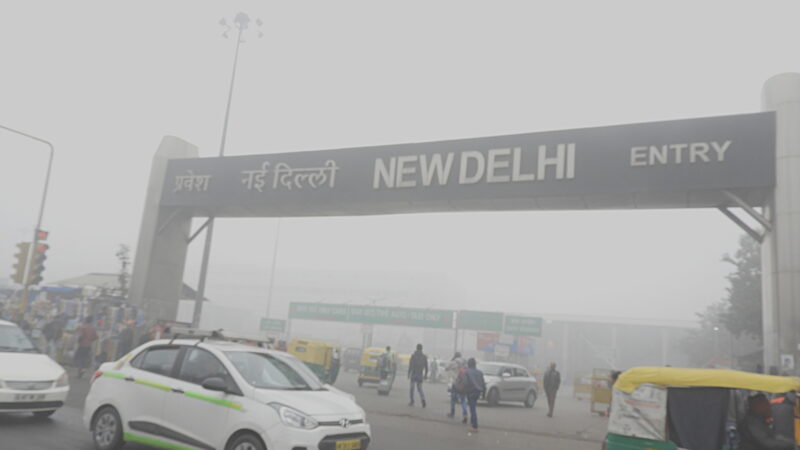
[
  {"x1": 104, "y1": 372, "x2": 241, "y2": 410},
  {"x1": 102, "y1": 372, "x2": 126, "y2": 380},
  {"x1": 134, "y1": 379, "x2": 172, "y2": 392},
  {"x1": 184, "y1": 391, "x2": 242, "y2": 410},
  {"x1": 123, "y1": 432, "x2": 193, "y2": 450}
]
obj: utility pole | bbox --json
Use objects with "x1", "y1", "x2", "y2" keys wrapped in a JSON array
[
  {"x1": 193, "y1": 12, "x2": 262, "y2": 328},
  {"x1": 0, "y1": 124, "x2": 54, "y2": 313}
]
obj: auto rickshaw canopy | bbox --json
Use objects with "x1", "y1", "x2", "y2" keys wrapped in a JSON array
[{"x1": 615, "y1": 366, "x2": 800, "y2": 394}]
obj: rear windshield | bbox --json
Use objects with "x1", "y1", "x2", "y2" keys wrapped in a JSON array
[
  {"x1": 477, "y1": 364, "x2": 502, "y2": 376},
  {"x1": 225, "y1": 351, "x2": 324, "y2": 391},
  {"x1": 0, "y1": 324, "x2": 38, "y2": 353}
]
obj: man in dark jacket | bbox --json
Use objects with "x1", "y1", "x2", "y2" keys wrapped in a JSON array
[
  {"x1": 465, "y1": 358, "x2": 486, "y2": 433},
  {"x1": 408, "y1": 344, "x2": 428, "y2": 407},
  {"x1": 739, "y1": 394, "x2": 794, "y2": 450},
  {"x1": 543, "y1": 362, "x2": 561, "y2": 418},
  {"x1": 772, "y1": 392, "x2": 796, "y2": 441}
]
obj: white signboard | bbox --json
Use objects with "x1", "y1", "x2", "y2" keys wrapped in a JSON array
[
  {"x1": 781, "y1": 354, "x2": 795, "y2": 371},
  {"x1": 494, "y1": 344, "x2": 511, "y2": 358},
  {"x1": 608, "y1": 384, "x2": 668, "y2": 442}
]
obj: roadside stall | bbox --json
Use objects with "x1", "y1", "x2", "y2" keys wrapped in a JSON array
[
  {"x1": 574, "y1": 374, "x2": 593, "y2": 400},
  {"x1": 592, "y1": 368, "x2": 613, "y2": 415}
]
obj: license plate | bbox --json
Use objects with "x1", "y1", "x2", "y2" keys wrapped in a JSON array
[
  {"x1": 335, "y1": 440, "x2": 361, "y2": 450},
  {"x1": 14, "y1": 394, "x2": 45, "y2": 401}
]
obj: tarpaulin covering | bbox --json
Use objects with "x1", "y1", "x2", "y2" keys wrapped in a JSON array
[
  {"x1": 615, "y1": 367, "x2": 800, "y2": 394},
  {"x1": 667, "y1": 387, "x2": 729, "y2": 450}
]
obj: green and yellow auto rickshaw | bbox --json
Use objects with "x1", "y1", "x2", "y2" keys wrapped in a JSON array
[
  {"x1": 604, "y1": 366, "x2": 800, "y2": 450},
  {"x1": 357, "y1": 347, "x2": 396, "y2": 387},
  {"x1": 288, "y1": 338, "x2": 341, "y2": 384}
]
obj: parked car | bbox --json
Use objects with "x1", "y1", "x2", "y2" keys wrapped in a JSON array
[
  {"x1": 0, "y1": 319, "x2": 70, "y2": 418},
  {"x1": 84, "y1": 330, "x2": 371, "y2": 450},
  {"x1": 478, "y1": 362, "x2": 538, "y2": 408}
]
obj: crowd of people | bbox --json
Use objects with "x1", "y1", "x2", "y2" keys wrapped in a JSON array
[{"x1": 0, "y1": 294, "x2": 173, "y2": 378}]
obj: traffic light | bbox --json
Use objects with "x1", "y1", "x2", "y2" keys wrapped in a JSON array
[
  {"x1": 11, "y1": 242, "x2": 31, "y2": 285},
  {"x1": 36, "y1": 229, "x2": 49, "y2": 241},
  {"x1": 26, "y1": 243, "x2": 49, "y2": 285}
]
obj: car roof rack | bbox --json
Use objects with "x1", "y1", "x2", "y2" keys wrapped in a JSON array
[{"x1": 167, "y1": 327, "x2": 276, "y2": 348}]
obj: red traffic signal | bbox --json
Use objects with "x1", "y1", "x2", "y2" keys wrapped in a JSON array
[{"x1": 36, "y1": 229, "x2": 49, "y2": 241}]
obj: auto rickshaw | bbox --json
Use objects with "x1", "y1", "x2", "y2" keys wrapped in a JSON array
[
  {"x1": 358, "y1": 347, "x2": 396, "y2": 387},
  {"x1": 604, "y1": 366, "x2": 800, "y2": 449},
  {"x1": 287, "y1": 338, "x2": 341, "y2": 384}
]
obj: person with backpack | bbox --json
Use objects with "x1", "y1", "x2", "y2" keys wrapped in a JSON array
[
  {"x1": 408, "y1": 343, "x2": 428, "y2": 407},
  {"x1": 464, "y1": 358, "x2": 486, "y2": 433},
  {"x1": 379, "y1": 346, "x2": 395, "y2": 381},
  {"x1": 447, "y1": 352, "x2": 468, "y2": 422}
]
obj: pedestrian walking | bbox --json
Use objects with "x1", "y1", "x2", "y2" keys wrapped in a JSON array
[
  {"x1": 408, "y1": 343, "x2": 428, "y2": 407},
  {"x1": 42, "y1": 315, "x2": 65, "y2": 358},
  {"x1": 446, "y1": 352, "x2": 468, "y2": 423},
  {"x1": 379, "y1": 346, "x2": 395, "y2": 380},
  {"x1": 543, "y1": 362, "x2": 562, "y2": 418},
  {"x1": 75, "y1": 316, "x2": 98, "y2": 378},
  {"x1": 429, "y1": 357, "x2": 439, "y2": 384},
  {"x1": 464, "y1": 358, "x2": 486, "y2": 433},
  {"x1": 116, "y1": 321, "x2": 135, "y2": 360}
]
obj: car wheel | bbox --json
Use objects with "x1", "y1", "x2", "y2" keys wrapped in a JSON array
[
  {"x1": 226, "y1": 432, "x2": 265, "y2": 450},
  {"x1": 524, "y1": 390, "x2": 537, "y2": 408},
  {"x1": 487, "y1": 388, "x2": 500, "y2": 407},
  {"x1": 32, "y1": 410, "x2": 56, "y2": 419},
  {"x1": 91, "y1": 406, "x2": 124, "y2": 450}
]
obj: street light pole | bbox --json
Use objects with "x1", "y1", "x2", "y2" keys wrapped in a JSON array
[
  {"x1": 0, "y1": 124, "x2": 54, "y2": 312},
  {"x1": 264, "y1": 219, "x2": 282, "y2": 320},
  {"x1": 193, "y1": 13, "x2": 260, "y2": 328}
]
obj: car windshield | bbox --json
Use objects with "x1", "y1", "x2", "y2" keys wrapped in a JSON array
[
  {"x1": 0, "y1": 324, "x2": 38, "y2": 353},
  {"x1": 225, "y1": 351, "x2": 324, "y2": 391},
  {"x1": 477, "y1": 364, "x2": 503, "y2": 376}
]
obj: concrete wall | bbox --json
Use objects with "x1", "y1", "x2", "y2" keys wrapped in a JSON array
[
  {"x1": 129, "y1": 136, "x2": 198, "y2": 322},
  {"x1": 762, "y1": 73, "x2": 800, "y2": 371}
]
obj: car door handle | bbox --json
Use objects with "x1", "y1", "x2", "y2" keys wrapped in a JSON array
[{"x1": 171, "y1": 388, "x2": 184, "y2": 394}]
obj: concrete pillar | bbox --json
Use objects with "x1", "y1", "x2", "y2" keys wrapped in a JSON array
[
  {"x1": 129, "y1": 136, "x2": 198, "y2": 322},
  {"x1": 762, "y1": 73, "x2": 800, "y2": 372}
]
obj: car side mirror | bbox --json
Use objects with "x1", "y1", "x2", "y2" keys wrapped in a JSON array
[
  {"x1": 501, "y1": 372, "x2": 510, "y2": 378},
  {"x1": 202, "y1": 377, "x2": 229, "y2": 393}
]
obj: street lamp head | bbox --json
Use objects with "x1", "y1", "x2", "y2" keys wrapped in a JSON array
[
  {"x1": 220, "y1": 13, "x2": 263, "y2": 40},
  {"x1": 234, "y1": 12, "x2": 250, "y2": 31}
]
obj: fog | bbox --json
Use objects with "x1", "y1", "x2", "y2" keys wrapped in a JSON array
[{"x1": 2, "y1": 0, "x2": 798, "y2": 325}]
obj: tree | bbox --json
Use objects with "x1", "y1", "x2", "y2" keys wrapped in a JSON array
[
  {"x1": 680, "y1": 235, "x2": 762, "y2": 367},
  {"x1": 116, "y1": 244, "x2": 131, "y2": 298},
  {"x1": 680, "y1": 302, "x2": 727, "y2": 367},
  {"x1": 719, "y1": 235, "x2": 762, "y2": 343}
]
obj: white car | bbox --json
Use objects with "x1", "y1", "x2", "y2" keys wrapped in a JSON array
[
  {"x1": 84, "y1": 335, "x2": 371, "y2": 450},
  {"x1": 0, "y1": 319, "x2": 70, "y2": 418},
  {"x1": 478, "y1": 362, "x2": 538, "y2": 408}
]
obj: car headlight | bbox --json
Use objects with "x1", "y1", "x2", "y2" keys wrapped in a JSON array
[
  {"x1": 55, "y1": 372, "x2": 69, "y2": 388},
  {"x1": 269, "y1": 403, "x2": 318, "y2": 430}
]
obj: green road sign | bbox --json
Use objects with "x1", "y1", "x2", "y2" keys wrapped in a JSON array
[
  {"x1": 260, "y1": 318, "x2": 286, "y2": 333},
  {"x1": 504, "y1": 315, "x2": 543, "y2": 337},
  {"x1": 458, "y1": 310, "x2": 504, "y2": 332},
  {"x1": 288, "y1": 302, "x2": 454, "y2": 329},
  {"x1": 289, "y1": 302, "x2": 348, "y2": 321},
  {"x1": 348, "y1": 305, "x2": 455, "y2": 329}
]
